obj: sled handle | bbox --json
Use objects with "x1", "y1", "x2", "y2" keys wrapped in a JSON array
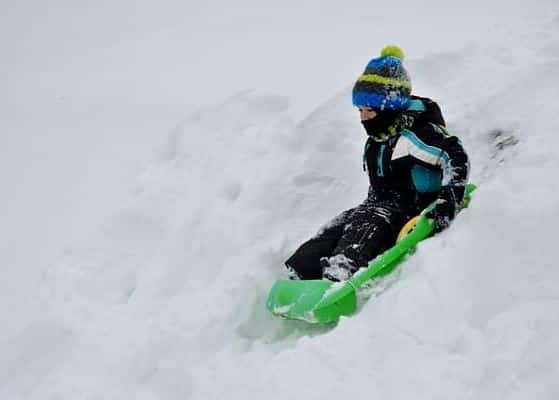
[{"x1": 396, "y1": 216, "x2": 419, "y2": 243}]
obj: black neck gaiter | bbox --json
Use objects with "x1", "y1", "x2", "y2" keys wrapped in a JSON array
[{"x1": 361, "y1": 110, "x2": 400, "y2": 141}]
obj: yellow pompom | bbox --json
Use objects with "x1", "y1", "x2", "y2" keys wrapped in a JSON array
[{"x1": 381, "y1": 45, "x2": 404, "y2": 61}]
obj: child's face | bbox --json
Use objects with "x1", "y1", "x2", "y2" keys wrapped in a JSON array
[{"x1": 358, "y1": 106, "x2": 377, "y2": 121}]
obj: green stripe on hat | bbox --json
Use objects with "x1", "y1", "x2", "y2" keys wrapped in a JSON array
[{"x1": 357, "y1": 74, "x2": 412, "y2": 90}]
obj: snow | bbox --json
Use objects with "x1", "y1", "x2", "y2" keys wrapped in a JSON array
[{"x1": 2, "y1": 1, "x2": 559, "y2": 399}]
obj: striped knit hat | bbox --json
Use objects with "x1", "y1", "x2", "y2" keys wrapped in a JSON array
[{"x1": 352, "y1": 45, "x2": 412, "y2": 111}]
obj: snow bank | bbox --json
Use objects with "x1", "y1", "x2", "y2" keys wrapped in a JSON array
[{"x1": 2, "y1": 2, "x2": 559, "y2": 399}]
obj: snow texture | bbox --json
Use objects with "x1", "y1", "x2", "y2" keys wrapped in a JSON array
[{"x1": 2, "y1": 1, "x2": 559, "y2": 399}]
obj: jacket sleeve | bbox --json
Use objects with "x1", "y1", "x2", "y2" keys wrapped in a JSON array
[{"x1": 402, "y1": 124, "x2": 470, "y2": 213}]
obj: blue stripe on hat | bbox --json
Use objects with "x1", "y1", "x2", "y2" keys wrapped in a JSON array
[
  {"x1": 352, "y1": 91, "x2": 411, "y2": 110},
  {"x1": 366, "y1": 56, "x2": 402, "y2": 70}
]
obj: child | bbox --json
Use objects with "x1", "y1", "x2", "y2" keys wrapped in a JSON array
[{"x1": 285, "y1": 46, "x2": 469, "y2": 281}]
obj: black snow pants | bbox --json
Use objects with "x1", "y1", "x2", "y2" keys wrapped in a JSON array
[{"x1": 285, "y1": 194, "x2": 418, "y2": 280}]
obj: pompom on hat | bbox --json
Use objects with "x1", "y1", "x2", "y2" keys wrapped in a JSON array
[{"x1": 352, "y1": 45, "x2": 412, "y2": 111}]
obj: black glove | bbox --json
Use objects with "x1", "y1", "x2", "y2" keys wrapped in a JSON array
[{"x1": 426, "y1": 186, "x2": 458, "y2": 233}]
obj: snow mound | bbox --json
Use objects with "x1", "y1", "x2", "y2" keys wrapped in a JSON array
[{"x1": 3, "y1": 5, "x2": 559, "y2": 400}]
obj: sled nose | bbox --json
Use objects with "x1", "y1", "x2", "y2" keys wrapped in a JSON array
[{"x1": 266, "y1": 279, "x2": 357, "y2": 323}]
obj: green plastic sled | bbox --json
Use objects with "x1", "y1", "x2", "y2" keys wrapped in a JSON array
[{"x1": 266, "y1": 183, "x2": 476, "y2": 324}]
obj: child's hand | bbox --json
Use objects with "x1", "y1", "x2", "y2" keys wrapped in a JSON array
[{"x1": 426, "y1": 188, "x2": 457, "y2": 233}]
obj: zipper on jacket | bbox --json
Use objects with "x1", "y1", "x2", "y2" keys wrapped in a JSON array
[
  {"x1": 363, "y1": 139, "x2": 371, "y2": 173},
  {"x1": 377, "y1": 144, "x2": 386, "y2": 177}
]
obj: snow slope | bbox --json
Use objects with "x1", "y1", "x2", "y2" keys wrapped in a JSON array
[{"x1": 2, "y1": 1, "x2": 559, "y2": 399}]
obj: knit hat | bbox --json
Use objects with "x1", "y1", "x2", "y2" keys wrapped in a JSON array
[{"x1": 352, "y1": 45, "x2": 412, "y2": 111}]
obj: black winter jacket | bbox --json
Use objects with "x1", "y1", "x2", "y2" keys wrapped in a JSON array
[{"x1": 363, "y1": 96, "x2": 469, "y2": 214}]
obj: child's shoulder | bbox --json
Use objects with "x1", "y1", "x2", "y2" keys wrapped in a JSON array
[{"x1": 408, "y1": 96, "x2": 446, "y2": 127}]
